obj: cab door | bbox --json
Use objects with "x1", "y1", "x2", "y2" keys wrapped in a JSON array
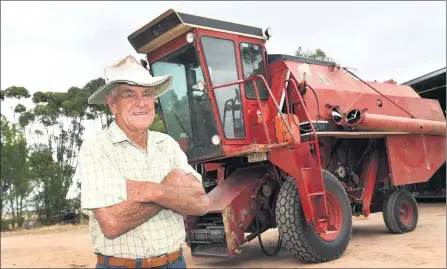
[{"x1": 197, "y1": 28, "x2": 270, "y2": 146}]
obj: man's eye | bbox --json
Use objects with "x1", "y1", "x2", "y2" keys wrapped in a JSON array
[{"x1": 123, "y1": 93, "x2": 134, "y2": 99}]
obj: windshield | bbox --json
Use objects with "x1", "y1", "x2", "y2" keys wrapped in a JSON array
[{"x1": 151, "y1": 43, "x2": 222, "y2": 162}]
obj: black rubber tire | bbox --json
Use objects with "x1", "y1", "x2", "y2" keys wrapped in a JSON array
[
  {"x1": 383, "y1": 189, "x2": 418, "y2": 234},
  {"x1": 275, "y1": 169, "x2": 352, "y2": 263}
]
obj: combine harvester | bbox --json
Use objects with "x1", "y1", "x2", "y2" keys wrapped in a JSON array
[{"x1": 127, "y1": 9, "x2": 446, "y2": 263}]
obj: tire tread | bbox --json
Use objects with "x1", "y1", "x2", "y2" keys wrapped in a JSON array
[
  {"x1": 383, "y1": 189, "x2": 418, "y2": 234},
  {"x1": 275, "y1": 170, "x2": 351, "y2": 263}
]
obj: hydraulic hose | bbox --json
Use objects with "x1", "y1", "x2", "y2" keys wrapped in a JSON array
[{"x1": 254, "y1": 183, "x2": 282, "y2": 256}]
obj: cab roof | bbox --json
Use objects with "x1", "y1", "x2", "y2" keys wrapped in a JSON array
[{"x1": 128, "y1": 9, "x2": 265, "y2": 54}]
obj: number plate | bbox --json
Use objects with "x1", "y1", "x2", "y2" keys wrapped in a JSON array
[{"x1": 247, "y1": 152, "x2": 267, "y2": 163}]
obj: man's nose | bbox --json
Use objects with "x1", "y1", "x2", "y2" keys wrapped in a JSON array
[{"x1": 135, "y1": 95, "x2": 146, "y2": 106}]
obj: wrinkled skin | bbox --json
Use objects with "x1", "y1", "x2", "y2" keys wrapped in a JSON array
[{"x1": 105, "y1": 83, "x2": 155, "y2": 149}]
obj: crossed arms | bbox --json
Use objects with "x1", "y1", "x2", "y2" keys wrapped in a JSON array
[
  {"x1": 79, "y1": 137, "x2": 209, "y2": 240},
  {"x1": 94, "y1": 168, "x2": 209, "y2": 239}
]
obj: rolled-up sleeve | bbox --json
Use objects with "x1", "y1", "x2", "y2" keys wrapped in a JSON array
[
  {"x1": 170, "y1": 137, "x2": 202, "y2": 183},
  {"x1": 78, "y1": 138, "x2": 127, "y2": 212}
]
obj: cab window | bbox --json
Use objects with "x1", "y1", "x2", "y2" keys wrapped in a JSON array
[
  {"x1": 201, "y1": 36, "x2": 246, "y2": 140},
  {"x1": 240, "y1": 42, "x2": 268, "y2": 99}
]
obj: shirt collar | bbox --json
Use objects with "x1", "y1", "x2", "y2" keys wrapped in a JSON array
[{"x1": 108, "y1": 120, "x2": 165, "y2": 144}]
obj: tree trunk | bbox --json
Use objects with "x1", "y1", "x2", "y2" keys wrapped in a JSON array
[{"x1": 9, "y1": 195, "x2": 15, "y2": 228}]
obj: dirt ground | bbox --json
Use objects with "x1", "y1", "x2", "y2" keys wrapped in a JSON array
[{"x1": 1, "y1": 202, "x2": 446, "y2": 268}]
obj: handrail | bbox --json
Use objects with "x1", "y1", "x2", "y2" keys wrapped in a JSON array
[
  {"x1": 284, "y1": 79, "x2": 322, "y2": 167},
  {"x1": 211, "y1": 74, "x2": 296, "y2": 145}
]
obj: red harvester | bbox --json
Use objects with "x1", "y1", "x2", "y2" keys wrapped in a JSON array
[{"x1": 127, "y1": 9, "x2": 446, "y2": 263}]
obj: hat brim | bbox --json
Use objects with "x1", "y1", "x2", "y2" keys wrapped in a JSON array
[{"x1": 88, "y1": 74, "x2": 172, "y2": 105}]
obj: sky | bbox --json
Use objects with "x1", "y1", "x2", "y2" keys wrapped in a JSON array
[
  {"x1": 2, "y1": 1, "x2": 445, "y2": 95},
  {"x1": 1, "y1": 1, "x2": 446, "y2": 198}
]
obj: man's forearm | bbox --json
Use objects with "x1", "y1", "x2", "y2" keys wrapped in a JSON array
[
  {"x1": 127, "y1": 173, "x2": 209, "y2": 216},
  {"x1": 152, "y1": 176, "x2": 209, "y2": 216},
  {"x1": 94, "y1": 200, "x2": 162, "y2": 239},
  {"x1": 94, "y1": 178, "x2": 164, "y2": 239}
]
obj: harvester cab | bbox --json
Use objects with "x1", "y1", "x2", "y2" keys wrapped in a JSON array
[
  {"x1": 128, "y1": 9, "x2": 446, "y2": 264},
  {"x1": 128, "y1": 9, "x2": 276, "y2": 163}
]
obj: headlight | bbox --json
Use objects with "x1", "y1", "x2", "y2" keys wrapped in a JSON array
[
  {"x1": 211, "y1": 134, "x2": 221, "y2": 145},
  {"x1": 186, "y1": 32, "x2": 195, "y2": 43}
]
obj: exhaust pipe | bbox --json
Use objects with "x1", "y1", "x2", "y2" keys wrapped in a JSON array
[{"x1": 345, "y1": 109, "x2": 446, "y2": 136}]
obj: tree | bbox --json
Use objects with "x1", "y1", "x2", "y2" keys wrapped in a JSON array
[
  {"x1": 295, "y1": 46, "x2": 336, "y2": 62},
  {"x1": 1, "y1": 86, "x2": 33, "y2": 228},
  {"x1": 149, "y1": 113, "x2": 166, "y2": 133},
  {"x1": 27, "y1": 143, "x2": 65, "y2": 225},
  {"x1": 0, "y1": 115, "x2": 14, "y2": 216},
  {"x1": 0, "y1": 115, "x2": 31, "y2": 228}
]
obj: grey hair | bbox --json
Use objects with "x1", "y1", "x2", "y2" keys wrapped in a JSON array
[
  {"x1": 110, "y1": 87, "x2": 118, "y2": 98},
  {"x1": 106, "y1": 86, "x2": 118, "y2": 103},
  {"x1": 108, "y1": 83, "x2": 156, "y2": 103}
]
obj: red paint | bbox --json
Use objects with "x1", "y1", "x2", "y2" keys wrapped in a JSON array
[
  {"x1": 284, "y1": 78, "x2": 322, "y2": 167},
  {"x1": 386, "y1": 135, "x2": 446, "y2": 186},
  {"x1": 346, "y1": 111, "x2": 446, "y2": 136},
  {"x1": 318, "y1": 191, "x2": 342, "y2": 241},
  {"x1": 268, "y1": 144, "x2": 329, "y2": 227},
  {"x1": 400, "y1": 201, "x2": 414, "y2": 226},
  {"x1": 178, "y1": 134, "x2": 189, "y2": 152},
  {"x1": 204, "y1": 163, "x2": 221, "y2": 171},
  {"x1": 203, "y1": 165, "x2": 266, "y2": 258},
  {"x1": 361, "y1": 150, "x2": 380, "y2": 217}
]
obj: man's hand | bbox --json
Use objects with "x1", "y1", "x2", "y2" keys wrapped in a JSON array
[
  {"x1": 153, "y1": 169, "x2": 209, "y2": 216},
  {"x1": 126, "y1": 168, "x2": 188, "y2": 202}
]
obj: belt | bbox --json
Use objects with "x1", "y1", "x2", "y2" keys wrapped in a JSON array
[{"x1": 97, "y1": 250, "x2": 181, "y2": 268}]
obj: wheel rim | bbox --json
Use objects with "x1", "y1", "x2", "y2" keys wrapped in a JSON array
[
  {"x1": 399, "y1": 200, "x2": 413, "y2": 225},
  {"x1": 318, "y1": 192, "x2": 343, "y2": 242}
]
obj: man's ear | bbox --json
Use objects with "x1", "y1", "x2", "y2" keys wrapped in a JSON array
[{"x1": 105, "y1": 94, "x2": 117, "y2": 115}]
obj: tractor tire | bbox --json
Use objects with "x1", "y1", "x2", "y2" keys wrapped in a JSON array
[
  {"x1": 275, "y1": 169, "x2": 352, "y2": 263},
  {"x1": 383, "y1": 189, "x2": 418, "y2": 234}
]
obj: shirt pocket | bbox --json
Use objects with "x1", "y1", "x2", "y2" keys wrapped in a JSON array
[
  {"x1": 147, "y1": 156, "x2": 172, "y2": 184},
  {"x1": 112, "y1": 144, "x2": 145, "y2": 180}
]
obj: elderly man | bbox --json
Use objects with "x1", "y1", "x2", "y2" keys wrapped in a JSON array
[{"x1": 77, "y1": 55, "x2": 209, "y2": 269}]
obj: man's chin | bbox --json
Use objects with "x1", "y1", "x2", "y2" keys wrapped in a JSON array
[{"x1": 132, "y1": 120, "x2": 153, "y2": 130}]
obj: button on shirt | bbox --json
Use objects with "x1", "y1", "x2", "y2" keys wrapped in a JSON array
[{"x1": 77, "y1": 120, "x2": 202, "y2": 259}]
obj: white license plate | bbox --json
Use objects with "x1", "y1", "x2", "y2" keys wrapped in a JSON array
[{"x1": 247, "y1": 152, "x2": 267, "y2": 163}]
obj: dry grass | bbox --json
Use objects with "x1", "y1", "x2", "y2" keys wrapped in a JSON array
[{"x1": 1, "y1": 223, "x2": 89, "y2": 237}]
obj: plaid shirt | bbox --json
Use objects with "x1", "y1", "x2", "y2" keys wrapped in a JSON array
[{"x1": 77, "y1": 120, "x2": 201, "y2": 258}]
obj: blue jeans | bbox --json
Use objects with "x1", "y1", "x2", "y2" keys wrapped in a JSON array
[{"x1": 96, "y1": 253, "x2": 187, "y2": 269}]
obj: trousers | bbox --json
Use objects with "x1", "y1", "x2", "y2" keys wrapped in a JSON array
[{"x1": 95, "y1": 253, "x2": 187, "y2": 269}]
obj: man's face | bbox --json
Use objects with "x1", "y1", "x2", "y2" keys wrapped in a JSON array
[{"x1": 106, "y1": 83, "x2": 156, "y2": 131}]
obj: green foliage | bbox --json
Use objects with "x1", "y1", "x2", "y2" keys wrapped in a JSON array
[
  {"x1": 149, "y1": 113, "x2": 166, "y2": 133},
  {"x1": 14, "y1": 104, "x2": 27, "y2": 114},
  {"x1": 0, "y1": 115, "x2": 32, "y2": 228},
  {"x1": 28, "y1": 144, "x2": 69, "y2": 225},
  {"x1": 1, "y1": 218, "x2": 12, "y2": 231},
  {"x1": 295, "y1": 46, "x2": 336, "y2": 62},
  {"x1": 18, "y1": 111, "x2": 35, "y2": 130},
  {"x1": 3, "y1": 86, "x2": 31, "y2": 100},
  {"x1": 84, "y1": 78, "x2": 115, "y2": 128}
]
